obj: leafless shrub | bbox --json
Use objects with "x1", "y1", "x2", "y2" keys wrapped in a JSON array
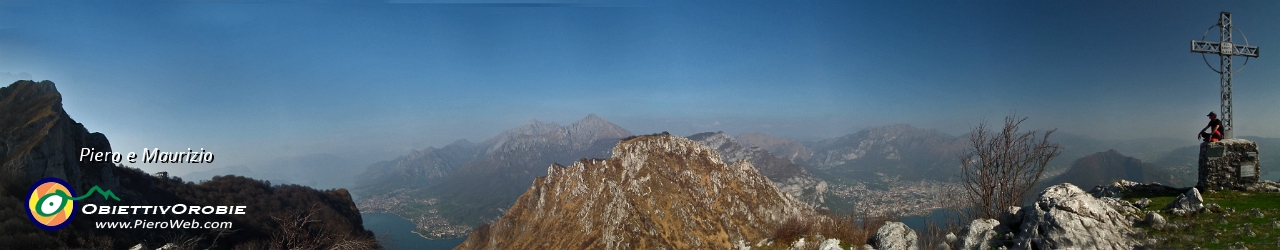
[
  {"x1": 959, "y1": 115, "x2": 1061, "y2": 220},
  {"x1": 268, "y1": 203, "x2": 380, "y2": 250},
  {"x1": 772, "y1": 216, "x2": 812, "y2": 244}
]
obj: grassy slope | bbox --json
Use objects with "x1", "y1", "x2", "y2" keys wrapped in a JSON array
[{"x1": 1125, "y1": 189, "x2": 1280, "y2": 249}]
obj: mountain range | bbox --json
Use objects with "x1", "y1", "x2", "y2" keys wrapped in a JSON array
[
  {"x1": 348, "y1": 116, "x2": 1244, "y2": 239},
  {"x1": 354, "y1": 114, "x2": 633, "y2": 238}
]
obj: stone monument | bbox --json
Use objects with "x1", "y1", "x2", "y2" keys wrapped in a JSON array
[{"x1": 1198, "y1": 138, "x2": 1260, "y2": 191}]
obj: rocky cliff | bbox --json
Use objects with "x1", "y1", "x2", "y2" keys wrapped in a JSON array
[
  {"x1": 689, "y1": 132, "x2": 827, "y2": 206},
  {"x1": 0, "y1": 80, "x2": 119, "y2": 193},
  {"x1": 457, "y1": 134, "x2": 814, "y2": 249}
]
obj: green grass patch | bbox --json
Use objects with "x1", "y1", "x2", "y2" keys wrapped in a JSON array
[{"x1": 1124, "y1": 189, "x2": 1280, "y2": 249}]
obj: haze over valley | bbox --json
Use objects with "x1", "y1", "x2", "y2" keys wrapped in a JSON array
[{"x1": 7, "y1": 1, "x2": 1280, "y2": 249}]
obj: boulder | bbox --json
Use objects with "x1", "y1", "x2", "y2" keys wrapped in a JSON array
[
  {"x1": 873, "y1": 222, "x2": 919, "y2": 250},
  {"x1": 1013, "y1": 183, "x2": 1138, "y2": 250},
  {"x1": 1144, "y1": 211, "x2": 1166, "y2": 229},
  {"x1": 1164, "y1": 187, "x2": 1204, "y2": 215},
  {"x1": 957, "y1": 218, "x2": 1005, "y2": 250}
]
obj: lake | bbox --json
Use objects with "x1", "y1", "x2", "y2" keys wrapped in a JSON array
[
  {"x1": 362, "y1": 213, "x2": 466, "y2": 250},
  {"x1": 900, "y1": 209, "x2": 963, "y2": 232}
]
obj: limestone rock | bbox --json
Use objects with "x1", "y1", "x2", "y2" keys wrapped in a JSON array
[
  {"x1": 958, "y1": 218, "x2": 1005, "y2": 250},
  {"x1": 1144, "y1": 211, "x2": 1166, "y2": 229},
  {"x1": 1013, "y1": 183, "x2": 1138, "y2": 250},
  {"x1": 1164, "y1": 187, "x2": 1204, "y2": 215},
  {"x1": 818, "y1": 238, "x2": 842, "y2": 250},
  {"x1": 789, "y1": 238, "x2": 806, "y2": 249},
  {"x1": 873, "y1": 222, "x2": 919, "y2": 250}
]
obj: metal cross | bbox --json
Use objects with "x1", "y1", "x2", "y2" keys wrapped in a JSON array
[{"x1": 1191, "y1": 12, "x2": 1260, "y2": 139}]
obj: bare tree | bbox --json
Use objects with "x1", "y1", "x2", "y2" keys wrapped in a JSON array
[{"x1": 959, "y1": 115, "x2": 1062, "y2": 220}]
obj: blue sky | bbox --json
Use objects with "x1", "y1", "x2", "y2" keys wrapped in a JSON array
[{"x1": 4, "y1": 1, "x2": 1280, "y2": 175}]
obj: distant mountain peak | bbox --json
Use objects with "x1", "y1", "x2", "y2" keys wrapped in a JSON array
[
  {"x1": 566, "y1": 114, "x2": 632, "y2": 148},
  {"x1": 1049, "y1": 149, "x2": 1190, "y2": 190}
]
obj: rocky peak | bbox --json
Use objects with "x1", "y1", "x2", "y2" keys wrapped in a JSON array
[
  {"x1": 458, "y1": 134, "x2": 813, "y2": 249},
  {"x1": 483, "y1": 114, "x2": 632, "y2": 154},
  {"x1": 0, "y1": 80, "x2": 117, "y2": 189},
  {"x1": 484, "y1": 119, "x2": 561, "y2": 152},
  {"x1": 567, "y1": 113, "x2": 632, "y2": 149}
]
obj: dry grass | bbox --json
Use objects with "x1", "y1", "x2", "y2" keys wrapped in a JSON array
[
  {"x1": 772, "y1": 217, "x2": 812, "y2": 244},
  {"x1": 815, "y1": 210, "x2": 888, "y2": 246}
]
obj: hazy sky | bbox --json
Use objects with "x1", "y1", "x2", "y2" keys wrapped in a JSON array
[{"x1": 4, "y1": 1, "x2": 1280, "y2": 175}]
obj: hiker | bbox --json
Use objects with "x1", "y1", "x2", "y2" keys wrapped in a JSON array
[{"x1": 1198, "y1": 112, "x2": 1224, "y2": 142}]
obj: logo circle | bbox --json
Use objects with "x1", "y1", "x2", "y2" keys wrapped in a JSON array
[{"x1": 26, "y1": 177, "x2": 77, "y2": 230}]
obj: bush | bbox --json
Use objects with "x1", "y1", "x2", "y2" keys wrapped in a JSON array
[{"x1": 772, "y1": 217, "x2": 811, "y2": 243}]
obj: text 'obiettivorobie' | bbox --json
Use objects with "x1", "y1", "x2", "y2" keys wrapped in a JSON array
[{"x1": 79, "y1": 148, "x2": 215, "y2": 164}]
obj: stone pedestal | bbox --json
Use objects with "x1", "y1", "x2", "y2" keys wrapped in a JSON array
[{"x1": 1198, "y1": 138, "x2": 1261, "y2": 191}]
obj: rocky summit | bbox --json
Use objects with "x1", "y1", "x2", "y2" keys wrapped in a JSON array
[
  {"x1": 925, "y1": 182, "x2": 1140, "y2": 250},
  {"x1": 457, "y1": 134, "x2": 813, "y2": 249}
]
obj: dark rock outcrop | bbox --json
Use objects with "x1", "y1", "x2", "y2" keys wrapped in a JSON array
[{"x1": 0, "y1": 80, "x2": 119, "y2": 193}]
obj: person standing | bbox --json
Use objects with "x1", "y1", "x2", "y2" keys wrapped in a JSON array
[{"x1": 1198, "y1": 112, "x2": 1224, "y2": 142}]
